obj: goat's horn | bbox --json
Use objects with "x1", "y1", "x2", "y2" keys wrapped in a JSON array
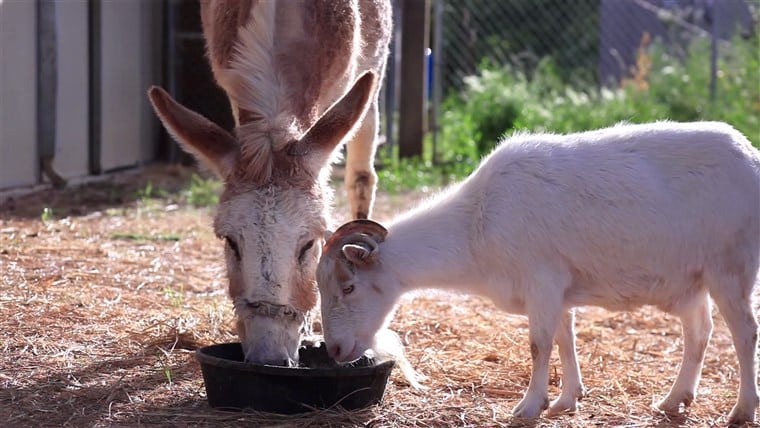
[
  {"x1": 342, "y1": 232, "x2": 380, "y2": 251},
  {"x1": 325, "y1": 219, "x2": 388, "y2": 250}
]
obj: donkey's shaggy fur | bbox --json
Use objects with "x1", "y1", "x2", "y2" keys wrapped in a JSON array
[{"x1": 148, "y1": 0, "x2": 392, "y2": 366}]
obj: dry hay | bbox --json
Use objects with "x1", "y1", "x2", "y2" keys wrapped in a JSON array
[{"x1": 1, "y1": 165, "x2": 758, "y2": 427}]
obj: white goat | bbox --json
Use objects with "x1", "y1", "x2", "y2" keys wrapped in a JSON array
[{"x1": 317, "y1": 121, "x2": 760, "y2": 424}]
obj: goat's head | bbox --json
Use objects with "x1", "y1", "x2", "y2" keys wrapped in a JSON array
[
  {"x1": 317, "y1": 219, "x2": 398, "y2": 363},
  {"x1": 148, "y1": 72, "x2": 377, "y2": 366}
]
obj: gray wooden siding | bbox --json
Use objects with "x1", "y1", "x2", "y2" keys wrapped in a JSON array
[
  {"x1": 0, "y1": 1, "x2": 38, "y2": 189},
  {"x1": 0, "y1": 0, "x2": 164, "y2": 190}
]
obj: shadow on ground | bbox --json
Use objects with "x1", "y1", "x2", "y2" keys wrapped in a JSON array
[{"x1": 0, "y1": 164, "x2": 205, "y2": 220}]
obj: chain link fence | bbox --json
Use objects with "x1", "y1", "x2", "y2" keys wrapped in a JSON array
[
  {"x1": 435, "y1": 0, "x2": 600, "y2": 92},
  {"x1": 432, "y1": 0, "x2": 756, "y2": 92},
  {"x1": 414, "y1": 0, "x2": 758, "y2": 163}
]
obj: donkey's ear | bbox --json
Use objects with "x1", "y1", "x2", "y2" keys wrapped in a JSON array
[
  {"x1": 289, "y1": 72, "x2": 376, "y2": 171},
  {"x1": 148, "y1": 86, "x2": 238, "y2": 179}
]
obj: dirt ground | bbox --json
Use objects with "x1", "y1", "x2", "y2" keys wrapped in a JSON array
[{"x1": 0, "y1": 165, "x2": 758, "y2": 427}]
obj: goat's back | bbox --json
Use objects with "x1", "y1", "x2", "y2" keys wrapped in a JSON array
[{"x1": 470, "y1": 121, "x2": 759, "y2": 310}]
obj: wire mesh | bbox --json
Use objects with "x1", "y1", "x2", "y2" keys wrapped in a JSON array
[
  {"x1": 433, "y1": 0, "x2": 756, "y2": 93},
  {"x1": 424, "y1": 0, "x2": 758, "y2": 161}
]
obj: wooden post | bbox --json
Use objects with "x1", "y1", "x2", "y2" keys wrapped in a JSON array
[{"x1": 398, "y1": 0, "x2": 430, "y2": 158}]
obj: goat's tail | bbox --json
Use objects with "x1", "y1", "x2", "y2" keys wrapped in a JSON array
[{"x1": 372, "y1": 328, "x2": 428, "y2": 390}]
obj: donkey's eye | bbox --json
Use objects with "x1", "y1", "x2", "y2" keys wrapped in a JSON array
[
  {"x1": 225, "y1": 236, "x2": 241, "y2": 261},
  {"x1": 342, "y1": 284, "x2": 354, "y2": 295},
  {"x1": 298, "y1": 240, "x2": 315, "y2": 263}
]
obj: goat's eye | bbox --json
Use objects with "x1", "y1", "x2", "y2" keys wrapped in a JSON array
[
  {"x1": 298, "y1": 240, "x2": 315, "y2": 263},
  {"x1": 225, "y1": 236, "x2": 241, "y2": 261},
  {"x1": 342, "y1": 284, "x2": 354, "y2": 295}
]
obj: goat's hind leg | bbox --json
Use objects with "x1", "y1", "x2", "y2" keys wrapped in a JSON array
[
  {"x1": 344, "y1": 99, "x2": 379, "y2": 220},
  {"x1": 547, "y1": 310, "x2": 586, "y2": 416},
  {"x1": 709, "y1": 274, "x2": 759, "y2": 425},
  {"x1": 657, "y1": 292, "x2": 713, "y2": 414}
]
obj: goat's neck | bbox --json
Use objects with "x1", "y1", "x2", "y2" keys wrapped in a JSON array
[{"x1": 380, "y1": 199, "x2": 476, "y2": 293}]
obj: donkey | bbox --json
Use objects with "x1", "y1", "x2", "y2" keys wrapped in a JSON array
[{"x1": 147, "y1": 0, "x2": 392, "y2": 366}]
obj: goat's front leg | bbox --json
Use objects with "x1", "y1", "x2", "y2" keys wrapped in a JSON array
[
  {"x1": 513, "y1": 281, "x2": 564, "y2": 418},
  {"x1": 547, "y1": 309, "x2": 585, "y2": 416},
  {"x1": 344, "y1": 99, "x2": 379, "y2": 220}
]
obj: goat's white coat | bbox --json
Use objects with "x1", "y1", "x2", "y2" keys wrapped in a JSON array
[{"x1": 317, "y1": 121, "x2": 760, "y2": 423}]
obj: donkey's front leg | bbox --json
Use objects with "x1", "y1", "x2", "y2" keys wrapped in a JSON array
[{"x1": 345, "y1": 100, "x2": 379, "y2": 220}]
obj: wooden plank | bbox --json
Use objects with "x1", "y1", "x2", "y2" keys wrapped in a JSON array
[
  {"x1": 0, "y1": 1, "x2": 38, "y2": 189},
  {"x1": 54, "y1": 1, "x2": 89, "y2": 180},
  {"x1": 98, "y1": 0, "x2": 142, "y2": 172},
  {"x1": 96, "y1": 0, "x2": 161, "y2": 172}
]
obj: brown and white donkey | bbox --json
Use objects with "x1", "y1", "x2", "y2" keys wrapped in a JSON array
[{"x1": 147, "y1": 0, "x2": 392, "y2": 365}]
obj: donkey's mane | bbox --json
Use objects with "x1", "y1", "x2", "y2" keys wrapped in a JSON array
[
  {"x1": 210, "y1": 1, "x2": 296, "y2": 185},
  {"x1": 202, "y1": 0, "x2": 374, "y2": 185}
]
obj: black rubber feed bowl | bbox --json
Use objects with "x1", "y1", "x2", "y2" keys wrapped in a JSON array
[{"x1": 196, "y1": 342, "x2": 395, "y2": 414}]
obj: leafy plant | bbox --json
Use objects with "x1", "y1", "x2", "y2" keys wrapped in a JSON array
[
  {"x1": 40, "y1": 207, "x2": 53, "y2": 223},
  {"x1": 111, "y1": 232, "x2": 181, "y2": 242},
  {"x1": 378, "y1": 30, "x2": 759, "y2": 192},
  {"x1": 183, "y1": 174, "x2": 221, "y2": 207},
  {"x1": 155, "y1": 347, "x2": 174, "y2": 385},
  {"x1": 137, "y1": 181, "x2": 154, "y2": 201},
  {"x1": 163, "y1": 284, "x2": 184, "y2": 309}
]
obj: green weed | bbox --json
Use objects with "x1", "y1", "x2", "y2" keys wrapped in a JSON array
[
  {"x1": 137, "y1": 181, "x2": 154, "y2": 201},
  {"x1": 183, "y1": 174, "x2": 221, "y2": 207},
  {"x1": 40, "y1": 207, "x2": 53, "y2": 223},
  {"x1": 111, "y1": 232, "x2": 181, "y2": 242},
  {"x1": 163, "y1": 284, "x2": 184, "y2": 309}
]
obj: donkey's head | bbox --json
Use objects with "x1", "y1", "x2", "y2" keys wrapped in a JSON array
[{"x1": 148, "y1": 72, "x2": 376, "y2": 365}]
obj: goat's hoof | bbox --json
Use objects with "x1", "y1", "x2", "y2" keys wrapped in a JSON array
[
  {"x1": 546, "y1": 398, "x2": 578, "y2": 416},
  {"x1": 546, "y1": 385, "x2": 584, "y2": 416},
  {"x1": 512, "y1": 395, "x2": 549, "y2": 418},
  {"x1": 657, "y1": 391, "x2": 694, "y2": 414},
  {"x1": 727, "y1": 403, "x2": 757, "y2": 426}
]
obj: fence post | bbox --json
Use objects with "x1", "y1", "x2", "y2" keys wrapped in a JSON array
[
  {"x1": 431, "y1": 0, "x2": 443, "y2": 164},
  {"x1": 398, "y1": 0, "x2": 430, "y2": 158}
]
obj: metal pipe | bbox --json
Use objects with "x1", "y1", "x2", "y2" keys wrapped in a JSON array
[
  {"x1": 88, "y1": 0, "x2": 102, "y2": 175},
  {"x1": 166, "y1": 0, "x2": 180, "y2": 163},
  {"x1": 709, "y1": 0, "x2": 718, "y2": 102},
  {"x1": 431, "y1": 0, "x2": 443, "y2": 164},
  {"x1": 383, "y1": 0, "x2": 401, "y2": 158}
]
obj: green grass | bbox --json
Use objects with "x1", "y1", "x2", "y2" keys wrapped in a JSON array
[
  {"x1": 162, "y1": 284, "x2": 184, "y2": 309},
  {"x1": 137, "y1": 181, "x2": 154, "y2": 201},
  {"x1": 40, "y1": 207, "x2": 53, "y2": 223},
  {"x1": 111, "y1": 232, "x2": 181, "y2": 242},
  {"x1": 132, "y1": 173, "x2": 221, "y2": 208},
  {"x1": 182, "y1": 174, "x2": 221, "y2": 207}
]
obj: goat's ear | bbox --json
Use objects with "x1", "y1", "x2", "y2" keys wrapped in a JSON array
[
  {"x1": 289, "y1": 72, "x2": 376, "y2": 172},
  {"x1": 148, "y1": 86, "x2": 238, "y2": 179},
  {"x1": 342, "y1": 243, "x2": 378, "y2": 267}
]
